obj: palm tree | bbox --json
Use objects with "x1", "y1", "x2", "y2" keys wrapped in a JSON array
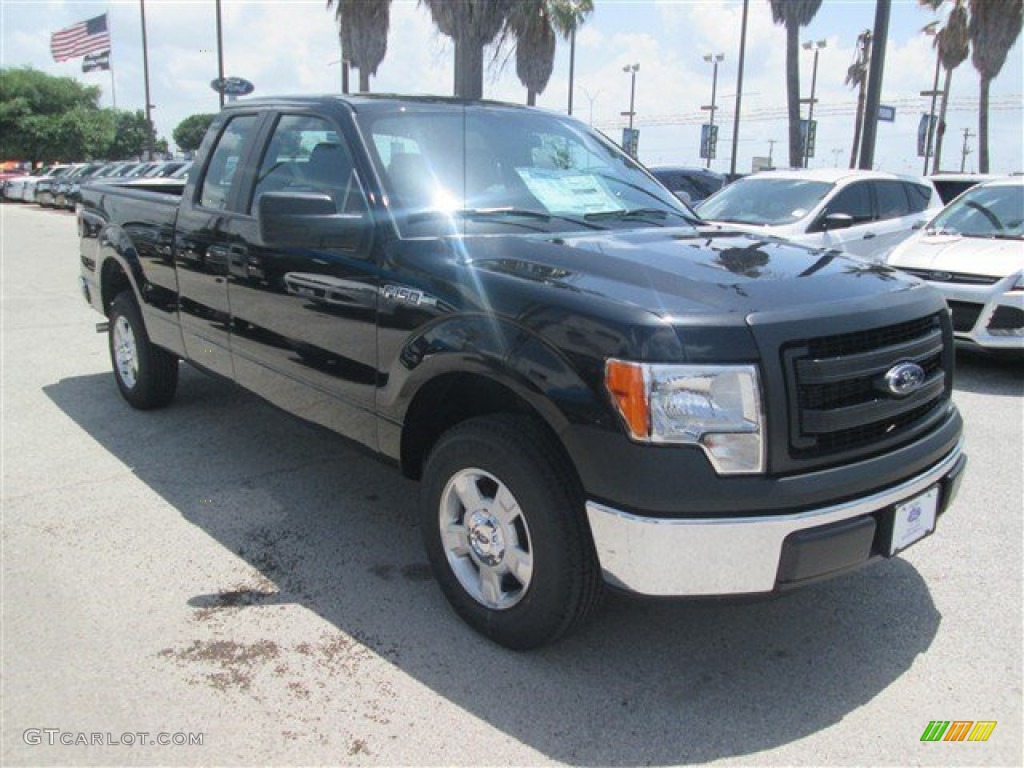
[
  {"x1": 502, "y1": 1, "x2": 594, "y2": 106},
  {"x1": 422, "y1": 0, "x2": 514, "y2": 99},
  {"x1": 924, "y1": 1, "x2": 970, "y2": 173},
  {"x1": 845, "y1": 29, "x2": 871, "y2": 169},
  {"x1": 506, "y1": 1, "x2": 557, "y2": 105},
  {"x1": 327, "y1": 0, "x2": 392, "y2": 93},
  {"x1": 968, "y1": 0, "x2": 1022, "y2": 172},
  {"x1": 548, "y1": 0, "x2": 594, "y2": 113},
  {"x1": 768, "y1": 0, "x2": 823, "y2": 168}
]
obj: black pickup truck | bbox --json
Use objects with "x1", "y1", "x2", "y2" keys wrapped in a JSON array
[{"x1": 79, "y1": 95, "x2": 965, "y2": 649}]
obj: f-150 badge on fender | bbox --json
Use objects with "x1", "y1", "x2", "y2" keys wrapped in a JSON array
[{"x1": 382, "y1": 284, "x2": 436, "y2": 307}]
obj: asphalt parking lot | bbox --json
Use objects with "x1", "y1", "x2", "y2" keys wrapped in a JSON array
[{"x1": 2, "y1": 201, "x2": 1021, "y2": 766}]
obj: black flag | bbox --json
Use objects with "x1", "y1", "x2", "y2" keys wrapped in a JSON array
[{"x1": 82, "y1": 49, "x2": 111, "y2": 72}]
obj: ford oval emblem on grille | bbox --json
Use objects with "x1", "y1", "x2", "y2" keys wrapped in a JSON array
[{"x1": 884, "y1": 362, "x2": 926, "y2": 397}]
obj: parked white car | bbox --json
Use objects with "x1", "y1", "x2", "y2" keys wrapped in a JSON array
[
  {"x1": 887, "y1": 176, "x2": 1023, "y2": 356},
  {"x1": 696, "y1": 169, "x2": 943, "y2": 262}
]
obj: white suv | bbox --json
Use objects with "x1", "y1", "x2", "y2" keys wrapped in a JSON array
[
  {"x1": 696, "y1": 169, "x2": 943, "y2": 262},
  {"x1": 887, "y1": 176, "x2": 1023, "y2": 356}
]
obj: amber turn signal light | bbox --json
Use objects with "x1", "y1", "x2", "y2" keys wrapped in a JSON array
[{"x1": 605, "y1": 359, "x2": 650, "y2": 440}]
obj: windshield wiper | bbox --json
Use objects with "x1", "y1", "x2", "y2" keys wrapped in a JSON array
[
  {"x1": 584, "y1": 207, "x2": 671, "y2": 222},
  {"x1": 454, "y1": 207, "x2": 607, "y2": 230}
]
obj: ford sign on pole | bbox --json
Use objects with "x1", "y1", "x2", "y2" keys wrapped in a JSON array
[{"x1": 210, "y1": 77, "x2": 255, "y2": 102}]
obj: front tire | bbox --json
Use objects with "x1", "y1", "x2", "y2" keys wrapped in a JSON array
[
  {"x1": 108, "y1": 291, "x2": 179, "y2": 409},
  {"x1": 421, "y1": 415, "x2": 603, "y2": 650}
]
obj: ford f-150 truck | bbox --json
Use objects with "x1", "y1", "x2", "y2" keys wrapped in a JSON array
[{"x1": 79, "y1": 96, "x2": 966, "y2": 649}]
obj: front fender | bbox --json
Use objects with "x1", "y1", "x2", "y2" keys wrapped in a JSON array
[{"x1": 378, "y1": 312, "x2": 616, "y2": 471}]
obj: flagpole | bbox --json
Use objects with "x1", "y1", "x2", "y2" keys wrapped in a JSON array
[
  {"x1": 108, "y1": 9, "x2": 117, "y2": 109},
  {"x1": 140, "y1": 0, "x2": 154, "y2": 159}
]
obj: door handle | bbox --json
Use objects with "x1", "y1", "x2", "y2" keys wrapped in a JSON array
[{"x1": 862, "y1": 232, "x2": 877, "y2": 240}]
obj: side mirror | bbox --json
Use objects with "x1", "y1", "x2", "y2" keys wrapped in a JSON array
[
  {"x1": 258, "y1": 191, "x2": 368, "y2": 250},
  {"x1": 821, "y1": 212, "x2": 855, "y2": 231}
]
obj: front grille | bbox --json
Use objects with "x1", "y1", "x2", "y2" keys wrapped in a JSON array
[
  {"x1": 899, "y1": 267, "x2": 999, "y2": 286},
  {"x1": 948, "y1": 301, "x2": 983, "y2": 333},
  {"x1": 784, "y1": 313, "x2": 949, "y2": 461},
  {"x1": 988, "y1": 305, "x2": 1024, "y2": 332}
]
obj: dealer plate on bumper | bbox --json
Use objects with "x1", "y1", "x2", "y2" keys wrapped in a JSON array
[{"x1": 889, "y1": 485, "x2": 939, "y2": 555}]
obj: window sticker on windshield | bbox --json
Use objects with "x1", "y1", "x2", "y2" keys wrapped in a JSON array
[{"x1": 515, "y1": 168, "x2": 624, "y2": 215}]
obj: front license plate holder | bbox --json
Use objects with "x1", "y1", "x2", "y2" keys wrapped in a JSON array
[{"x1": 889, "y1": 485, "x2": 939, "y2": 555}]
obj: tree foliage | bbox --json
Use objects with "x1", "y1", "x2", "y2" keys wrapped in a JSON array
[
  {"x1": 328, "y1": 0, "x2": 392, "y2": 93},
  {"x1": 1, "y1": 67, "x2": 105, "y2": 161},
  {"x1": 503, "y1": 0, "x2": 592, "y2": 105},
  {"x1": 108, "y1": 110, "x2": 152, "y2": 160},
  {"x1": 968, "y1": 0, "x2": 1022, "y2": 172},
  {"x1": 173, "y1": 113, "x2": 216, "y2": 153},
  {"x1": 920, "y1": 0, "x2": 970, "y2": 172}
]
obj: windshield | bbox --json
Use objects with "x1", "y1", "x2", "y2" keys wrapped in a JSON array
[
  {"x1": 697, "y1": 177, "x2": 832, "y2": 226},
  {"x1": 355, "y1": 105, "x2": 696, "y2": 237},
  {"x1": 929, "y1": 184, "x2": 1023, "y2": 239}
]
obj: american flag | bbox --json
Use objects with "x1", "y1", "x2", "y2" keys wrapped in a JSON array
[{"x1": 50, "y1": 14, "x2": 110, "y2": 62}]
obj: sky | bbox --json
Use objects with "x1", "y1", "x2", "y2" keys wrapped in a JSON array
[{"x1": 2, "y1": 0, "x2": 1022, "y2": 174}]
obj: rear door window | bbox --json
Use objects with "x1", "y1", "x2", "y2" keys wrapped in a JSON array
[{"x1": 874, "y1": 180, "x2": 911, "y2": 221}]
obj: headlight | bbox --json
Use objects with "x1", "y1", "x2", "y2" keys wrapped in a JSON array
[{"x1": 605, "y1": 360, "x2": 765, "y2": 474}]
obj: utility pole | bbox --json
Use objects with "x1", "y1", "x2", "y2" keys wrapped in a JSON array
[
  {"x1": 960, "y1": 128, "x2": 975, "y2": 173},
  {"x1": 859, "y1": 0, "x2": 891, "y2": 170},
  {"x1": 768, "y1": 139, "x2": 777, "y2": 169}
]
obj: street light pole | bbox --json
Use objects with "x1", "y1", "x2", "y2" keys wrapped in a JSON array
[
  {"x1": 577, "y1": 85, "x2": 601, "y2": 126},
  {"x1": 215, "y1": 0, "x2": 225, "y2": 110},
  {"x1": 729, "y1": 0, "x2": 749, "y2": 177},
  {"x1": 801, "y1": 40, "x2": 826, "y2": 169},
  {"x1": 622, "y1": 63, "x2": 639, "y2": 131},
  {"x1": 702, "y1": 53, "x2": 724, "y2": 170},
  {"x1": 921, "y1": 28, "x2": 942, "y2": 176}
]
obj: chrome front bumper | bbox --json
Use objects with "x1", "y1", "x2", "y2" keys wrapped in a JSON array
[{"x1": 585, "y1": 438, "x2": 965, "y2": 597}]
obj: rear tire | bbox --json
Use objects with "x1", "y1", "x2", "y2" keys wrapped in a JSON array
[
  {"x1": 108, "y1": 291, "x2": 178, "y2": 409},
  {"x1": 420, "y1": 414, "x2": 603, "y2": 650}
]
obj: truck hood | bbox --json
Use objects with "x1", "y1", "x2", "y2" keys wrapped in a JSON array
[
  {"x1": 468, "y1": 226, "x2": 917, "y2": 319},
  {"x1": 888, "y1": 231, "x2": 1024, "y2": 278}
]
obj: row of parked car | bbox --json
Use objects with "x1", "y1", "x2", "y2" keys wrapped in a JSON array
[
  {"x1": 1, "y1": 160, "x2": 193, "y2": 210},
  {"x1": 652, "y1": 165, "x2": 1020, "y2": 357}
]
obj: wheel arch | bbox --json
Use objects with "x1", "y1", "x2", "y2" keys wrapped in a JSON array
[
  {"x1": 400, "y1": 370, "x2": 583, "y2": 495},
  {"x1": 98, "y1": 227, "x2": 146, "y2": 315}
]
